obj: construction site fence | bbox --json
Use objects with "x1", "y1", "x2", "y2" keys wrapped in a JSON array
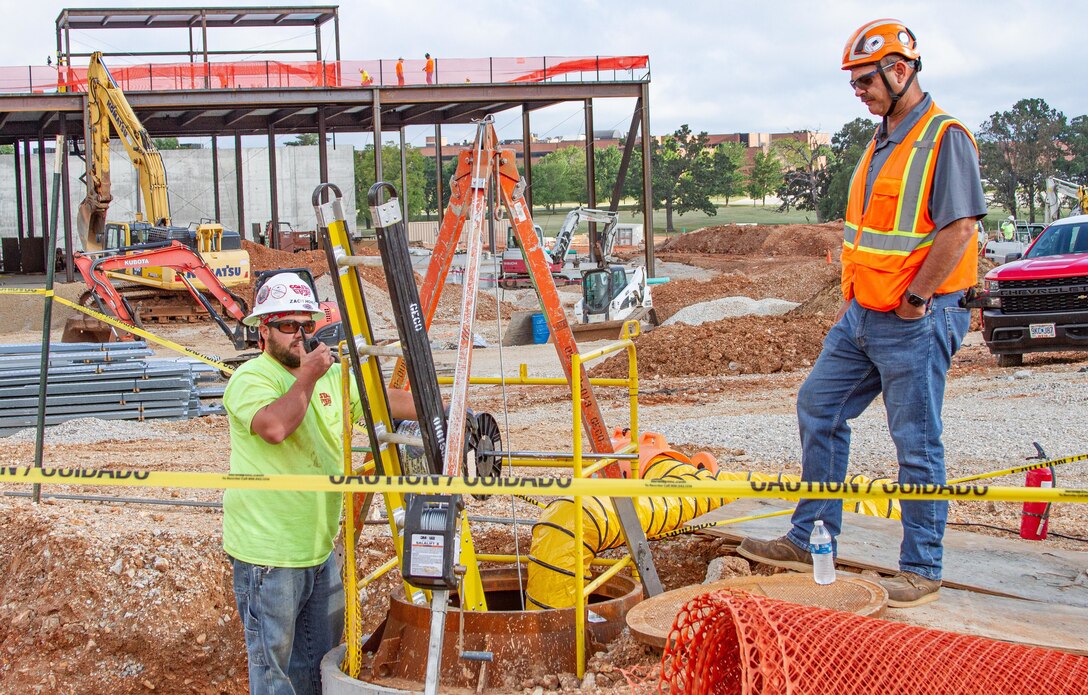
[
  {"x1": 659, "y1": 589, "x2": 1088, "y2": 695},
  {"x1": 1, "y1": 55, "x2": 650, "y2": 94}
]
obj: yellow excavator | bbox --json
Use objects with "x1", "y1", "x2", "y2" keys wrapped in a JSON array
[{"x1": 75, "y1": 51, "x2": 250, "y2": 318}]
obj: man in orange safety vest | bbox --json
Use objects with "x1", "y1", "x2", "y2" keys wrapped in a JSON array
[{"x1": 738, "y1": 19, "x2": 987, "y2": 609}]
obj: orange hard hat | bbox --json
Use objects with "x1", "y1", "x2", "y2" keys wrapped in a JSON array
[{"x1": 842, "y1": 19, "x2": 920, "y2": 70}]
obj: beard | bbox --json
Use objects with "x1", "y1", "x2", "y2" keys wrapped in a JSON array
[{"x1": 267, "y1": 334, "x2": 301, "y2": 369}]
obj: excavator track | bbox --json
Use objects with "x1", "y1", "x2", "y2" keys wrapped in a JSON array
[{"x1": 81, "y1": 282, "x2": 213, "y2": 324}]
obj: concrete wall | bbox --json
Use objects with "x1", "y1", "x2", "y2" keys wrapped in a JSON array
[{"x1": 0, "y1": 144, "x2": 357, "y2": 247}]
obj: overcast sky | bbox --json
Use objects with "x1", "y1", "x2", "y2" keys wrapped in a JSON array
[{"x1": 2, "y1": 0, "x2": 1084, "y2": 149}]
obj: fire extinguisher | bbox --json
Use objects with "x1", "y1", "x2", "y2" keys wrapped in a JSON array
[{"x1": 1020, "y1": 466, "x2": 1055, "y2": 541}]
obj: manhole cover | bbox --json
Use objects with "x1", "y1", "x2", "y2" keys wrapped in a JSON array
[{"x1": 627, "y1": 573, "x2": 887, "y2": 649}]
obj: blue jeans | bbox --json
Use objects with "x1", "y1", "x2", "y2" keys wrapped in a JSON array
[
  {"x1": 786, "y1": 292, "x2": 969, "y2": 581},
  {"x1": 231, "y1": 553, "x2": 345, "y2": 695}
]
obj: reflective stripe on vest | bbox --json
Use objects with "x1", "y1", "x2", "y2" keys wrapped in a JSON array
[{"x1": 843, "y1": 112, "x2": 961, "y2": 256}]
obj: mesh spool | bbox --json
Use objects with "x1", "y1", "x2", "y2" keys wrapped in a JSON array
[
  {"x1": 659, "y1": 589, "x2": 1088, "y2": 695},
  {"x1": 627, "y1": 574, "x2": 886, "y2": 649}
]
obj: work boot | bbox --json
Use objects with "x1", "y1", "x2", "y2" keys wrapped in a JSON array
[
  {"x1": 736, "y1": 535, "x2": 812, "y2": 572},
  {"x1": 880, "y1": 571, "x2": 941, "y2": 608}
]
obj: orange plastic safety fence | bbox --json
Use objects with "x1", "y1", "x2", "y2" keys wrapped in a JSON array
[
  {"x1": 0, "y1": 55, "x2": 650, "y2": 93},
  {"x1": 659, "y1": 589, "x2": 1088, "y2": 695}
]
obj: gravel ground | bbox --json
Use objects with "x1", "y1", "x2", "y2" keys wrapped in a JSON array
[
  {"x1": 663, "y1": 296, "x2": 800, "y2": 325},
  {"x1": 652, "y1": 366, "x2": 1088, "y2": 479}
]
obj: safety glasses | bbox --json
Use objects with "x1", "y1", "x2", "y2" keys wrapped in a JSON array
[
  {"x1": 849, "y1": 61, "x2": 900, "y2": 91},
  {"x1": 266, "y1": 319, "x2": 317, "y2": 335}
]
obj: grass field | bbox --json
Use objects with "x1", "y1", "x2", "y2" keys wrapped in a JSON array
[{"x1": 417, "y1": 200, "x2": 1026, "y2": 238}]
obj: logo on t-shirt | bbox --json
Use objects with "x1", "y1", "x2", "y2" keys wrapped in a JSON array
[{"x1": 319, "y1": 392, "x2": 332, "y2": 406}]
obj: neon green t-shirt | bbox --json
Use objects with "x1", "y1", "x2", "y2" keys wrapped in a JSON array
[{"x1": 222, "y1": 353, "x2": 361, "y2": 567}]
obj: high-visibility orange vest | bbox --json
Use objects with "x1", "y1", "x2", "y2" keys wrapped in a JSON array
[{"x1": 841, "y1": 102, "x2": 978, "y2": 311}]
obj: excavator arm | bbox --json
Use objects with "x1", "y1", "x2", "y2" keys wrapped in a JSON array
[
  {"x1": 1045, "y1": 176, "x2": 1088, "y2": 224},
  {"x1": 75, "y1": 241, "x2": 254, "y2": 348},
  {"x1": 78, "y1": 51, "x2": 172, "y2": 251},
  {"x1": 548, "y1": 207, "x2": 620, "y2": 266}
]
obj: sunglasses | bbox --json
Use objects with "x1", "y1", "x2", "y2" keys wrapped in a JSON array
[
  {"x1": 849, "y1": 61, "x2": 900, "y2": 91},
  {"x1": 266, "y1": 319, "x2": 317, "y2": 335}
]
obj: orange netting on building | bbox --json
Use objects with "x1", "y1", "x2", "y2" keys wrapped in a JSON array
[
  {"x1": 659, "y1": 589, "x2": 1088, "y2": 695},
  {"x1": 1, "y1": 55, "x2": 649, "y2": 93}
]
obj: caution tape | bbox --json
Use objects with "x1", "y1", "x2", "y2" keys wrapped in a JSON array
[
  {"x1": 0, "y1": 286, "x2": 234, "y2": 374},
  {"x1": 3, "y1": 466, "x2": 1088, "y2": 504},
  {"x1": 0, "y1": 288, "x2": 55, "y2": 296},
  {"x1": 948, "y1": 452, "x2": 1088, "y2": 484}
]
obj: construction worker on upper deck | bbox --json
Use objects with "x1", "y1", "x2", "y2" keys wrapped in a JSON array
[{"x1": 738, "y1": 19, "x2": 987, "y2": 609}]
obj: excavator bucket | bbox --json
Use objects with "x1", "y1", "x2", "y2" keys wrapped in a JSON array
[{"x1": 61, "y1": 316, "x2": 117, "y2": 343}]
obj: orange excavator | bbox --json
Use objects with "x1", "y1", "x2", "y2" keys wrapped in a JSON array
[{"x1": 65, "y1": 241, "x2": 343, "y2": 355}]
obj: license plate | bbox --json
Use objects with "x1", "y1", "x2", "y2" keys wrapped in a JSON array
[{"x1": 1029, "y1": 323, "x2": 1056, "y2": 339}]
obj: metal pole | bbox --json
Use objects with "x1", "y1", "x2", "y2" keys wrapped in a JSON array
[
  {"x1": 584, "y1": 99, "x2": 597, "y2": 252},
  {"x1": 318, "y1": 108, "x2": 329, "y2": 203},
  {"x1": 211, "y1": 136, "x2": 221, "y2": 221},
  {"x1": 37, "y1": 134, "x2": 48, "y2": 238},
  {"x1": 60, "y1": 116, "x2": 74, "y2": 282},
  {"x1": 434, "y1": 124, "x2": 444, "y2": 217},
  {"x1": 13, "y1": 140, "x2": 24, "y2": 240},
  {"x1": 234, "y1": 132, "x2": 246, "y2": 239},
  {"x1": 372, "y1": 90, "x2": 383, "y2": 182},
  {"x1": 640, "y1": 82, "x2": 655, "y2": 277},
  {"x1": 268, "y1": 125, "x2": 279, "y2": 247},
  {"x1": 610, "y1": 97, "x2": 642, "y2": 213},
  {"x1": 399, "y1": 127, "x2": 409, "y2": 223},
  {"x1": 522, "y1": 106, "x2": 533, "y2": 215},
  {"x1": 333, "y1": 9, "x2": 341, "y2": 61},
  {"x1": 32, "y1": 136, "x2": 65, "y2": 503},
  {"x1": 23, "y1": 141, "x2": 34, "y2": 243},
  {"x1": 201, "y1": 10, "x2": 209, "y2": 89}
]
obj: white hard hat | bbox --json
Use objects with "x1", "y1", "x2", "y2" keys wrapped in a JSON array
[
  {"x1": 243, "y1": 271, "x2": 324, "y2": 326},
  {"x1": 1007, "y1": 215, "x2": 1015, "y2": 222}
]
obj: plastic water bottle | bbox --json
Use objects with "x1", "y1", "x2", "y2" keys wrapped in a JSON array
[{"x1": 810, "y1": 521, "x2": 836, "y2": 585}]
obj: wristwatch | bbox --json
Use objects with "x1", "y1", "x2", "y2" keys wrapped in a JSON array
[{"x1": 905, "y1": 291, "x2": 928, "y2": 308}]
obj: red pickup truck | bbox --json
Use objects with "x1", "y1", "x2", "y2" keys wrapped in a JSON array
[{"x1": 975, "y1": 214, "x2": 1088, "y2": 366}]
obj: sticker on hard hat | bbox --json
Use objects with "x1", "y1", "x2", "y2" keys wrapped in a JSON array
[
  {"x1": 863, "y1": 35, "x2": 884, "y2": 54},
  {"x1": 288, "y1": 284, "x2": 313, "y2": 297},
  {"x1": 256, "y1": 284, "x2": 271, "y2": 303}
]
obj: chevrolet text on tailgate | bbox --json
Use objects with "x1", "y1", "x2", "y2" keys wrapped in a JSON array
[{"x1": 974, "y1": 214, "x2": 1088, "y2": 367}]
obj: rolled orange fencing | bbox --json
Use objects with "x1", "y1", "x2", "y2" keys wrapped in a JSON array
[{"x1": 660, "y1": 589, "x2": 1088, "y2": 694}]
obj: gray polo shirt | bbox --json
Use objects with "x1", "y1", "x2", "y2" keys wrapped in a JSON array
[{"x1": 861, "y1": 94, "x2": 987, "y2": 232}]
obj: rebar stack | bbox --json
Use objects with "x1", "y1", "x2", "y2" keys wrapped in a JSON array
[{"x1": 0, "y1": 342, "x2": 224, "y2": 436}]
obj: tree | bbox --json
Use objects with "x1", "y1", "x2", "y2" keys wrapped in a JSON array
[
  {"x1": 530, "y1": 146, "x2": 585, "y2": 211},
  {"x1": 286, "y1": 133, "x2": 323, "y2": 146},
  {"x1": 421, "y1": 156, "x2": 458, "y2": 217},
  {"x1": 354, "y1": 142, "x2": 427, "y2": 225},
  {"x1": 153, "y1": 137, "x2": 179, "y2": 150},
  {"x1": 708, "y1": 142, "x2": 746, "y2": 205},
  {"x1": 650, "y1": 125, "x2": 716, "y2": 231},
  {"x1": 1057, "y1": 115, "x2": 1088, "y2": 183},
  {"x1": 593, "y1": 145, "x2": 624, "y2": 205},
  {"x1": 746, "y1": 151, "x2": 783, "y2": 205},
  {"x1": 773, "y1": 135, "x2": 833, "y2": 219},
  {"x1": 977, "y1": 98, "x2": 1066, "y2": 221},
  {"x1": 817, "y1": 118, "x2": 875, "y2": 222}
]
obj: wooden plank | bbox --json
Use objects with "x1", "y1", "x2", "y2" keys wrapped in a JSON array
[
  {"x1": 886, "y1": 588, "x2": 1088, "y2": 656},
  {"x1": 693, "y1": 498, "x2": 1088, "y2": 607}
]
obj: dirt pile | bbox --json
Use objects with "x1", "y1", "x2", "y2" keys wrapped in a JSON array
[
  {"x1": 0, "y1": 501, "x2": 246, "y2": 694},
  {"x1": 592, "y1": 315, "x2": 834, "y2": 379},
  {"x1": 656, "y1": 223, "x2": 843, "y2": 257}
]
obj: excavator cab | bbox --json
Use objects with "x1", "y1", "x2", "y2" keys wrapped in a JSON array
[{"x1": 581, "y1": 266, "x2": 631, "y2": 320}]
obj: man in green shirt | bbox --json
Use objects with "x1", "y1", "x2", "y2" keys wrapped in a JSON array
[{"x1": 223, "y1": 271, "x2": 412, "y2": 695}]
